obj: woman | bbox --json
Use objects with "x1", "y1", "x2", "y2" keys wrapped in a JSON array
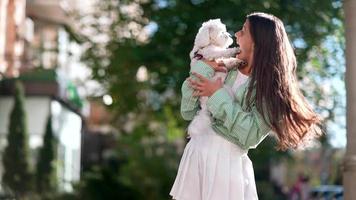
[{"x1": 170, "y1": 12, "x2": 322, "y2": 200}]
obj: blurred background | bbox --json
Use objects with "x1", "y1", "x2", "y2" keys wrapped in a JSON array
[{"x1": 0, "y1": 0, "x2": 351, "y2": 199}]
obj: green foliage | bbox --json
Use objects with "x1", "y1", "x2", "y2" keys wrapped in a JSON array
[
  {"x1": 256, "y1": 181, "x2": 286, "y2": 200},
  {"x1": 36, "y1": 116, "x2": 57, "y2": 193},
  {"x1": 116, "y1": 123, "x2": 182, "y2": 200},
  {"x1": 70, "y1": 163, "x2": 142, "y2": 200},
  {"x1": 63, "y1": 116, "x2": 183, "y2": 200},
  {"x1": 2, "y1": 81, "x2": 33, "y2": 197},
  {"x1": 79, "y1": 0, "x2": 344, "y2": 132},
  {"x1": 249, "y1": 137, "x2": 293, "y2": 198},
  {"x1": 164, "y1": 106, "x2": 185, "y2": 141}
]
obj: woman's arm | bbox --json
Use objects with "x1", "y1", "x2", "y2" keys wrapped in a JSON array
[
  {"x1": 206, "y1": 87, "x2": 271, "y2": 149},
  {"x1": 188, "y1": 72, "x2": 271, "y2": 149}
]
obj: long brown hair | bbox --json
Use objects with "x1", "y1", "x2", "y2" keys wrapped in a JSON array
[{"x1": 245, "y1": 12, "x2": 322, "y2": 150}]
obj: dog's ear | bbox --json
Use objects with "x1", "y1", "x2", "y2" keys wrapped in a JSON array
[{"x1": 194, "y1": 24, "x2": 211, "y2": 48}]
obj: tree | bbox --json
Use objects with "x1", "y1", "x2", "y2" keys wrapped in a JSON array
[
  {"x1": 76, "y1": 0, "x2": 343, "y2": 130},
  {"x1": 2, "y1": 81, "x2": 33, "y2": 197},
  {"x1": 36, "y1": 116, "x2": 57, "y2": 194}
]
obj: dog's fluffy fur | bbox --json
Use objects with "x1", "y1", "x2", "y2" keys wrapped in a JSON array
[{"x1": 187, "y1": 19, "x2": 243, "y2": 137}]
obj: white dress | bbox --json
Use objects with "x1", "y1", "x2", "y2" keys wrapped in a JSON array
[{"x1": 170, "y1": 71, "x2": 259, "y2": 200}]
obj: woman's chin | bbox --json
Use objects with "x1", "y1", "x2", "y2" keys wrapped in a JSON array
[{"x1": 236, "y1": 53, "x2": 243, "y2": 59}]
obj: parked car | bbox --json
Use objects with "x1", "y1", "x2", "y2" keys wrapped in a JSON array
[{"x1": 310, "y1": 185, "x2": 343, "y2": 200}]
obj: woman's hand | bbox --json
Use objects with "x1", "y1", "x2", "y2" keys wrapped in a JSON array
[
  {"x1": 188, "y1": 72, "x2": 223, "y2": 97},
  {"x1": 203, "y1": 59, "x2": 227, "y2": 72}
]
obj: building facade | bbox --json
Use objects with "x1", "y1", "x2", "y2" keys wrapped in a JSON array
[{"x1": 0, "y1": 0, "x2": 88, "y2": 193}]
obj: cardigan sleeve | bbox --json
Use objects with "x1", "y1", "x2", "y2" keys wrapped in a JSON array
[
  {"x1": 180, "y1": 61, "x2": 215, "y2": 120},
  {"x1": 206, "y1": 87, "x2": 271, "y2": 149}
]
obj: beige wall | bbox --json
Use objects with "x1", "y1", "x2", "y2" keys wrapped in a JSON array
[
  {"x1": 0, "y1": 0, "x2": 9, "y2": 74},
  {"x1": 0, "y1": 96, "x2": 51, "y2": 148},
  {"x1": 0, "y1": 0, "x2": 26, "y2": 78}
]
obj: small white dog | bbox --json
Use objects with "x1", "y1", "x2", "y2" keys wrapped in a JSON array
[{"x1": 187, "y1": 19, "x2": 244, "y2": 137}]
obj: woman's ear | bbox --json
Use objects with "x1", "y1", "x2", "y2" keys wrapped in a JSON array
[{"x1": 194, "y1": 25, "x2": 211, "y2": 48}]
